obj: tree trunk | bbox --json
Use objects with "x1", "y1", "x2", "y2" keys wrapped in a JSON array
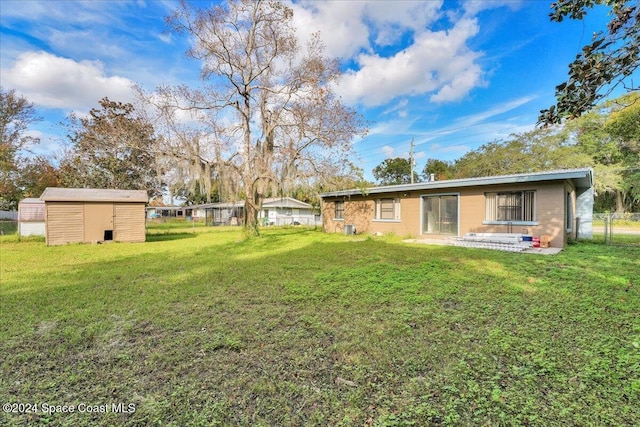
[
  {"x1": 243, "y1": 183, "x2": 262, "y2": 236},
  {"x1": 615, "y1": 190, "x2": 625, "y2": 213}
]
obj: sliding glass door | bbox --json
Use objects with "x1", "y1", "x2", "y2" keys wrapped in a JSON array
[{"x1": 423, "y1": 195, "x2": 458, "y2": 235}]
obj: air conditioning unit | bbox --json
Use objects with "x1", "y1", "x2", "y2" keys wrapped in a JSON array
[{"x1": 344, "y1": 224, "x2": 355, "y2": 235}]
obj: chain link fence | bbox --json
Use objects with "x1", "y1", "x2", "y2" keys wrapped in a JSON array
[
  {"x1": 593, "y1": 213, "x2": 640, "y2": 246},
  {"x1": 0, "y1": 220, "x2": 18, "y2": 235}
]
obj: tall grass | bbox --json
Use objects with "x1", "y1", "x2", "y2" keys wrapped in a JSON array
[{"x1": 1, "y1": 228, "x2": 638, "y2": 426}]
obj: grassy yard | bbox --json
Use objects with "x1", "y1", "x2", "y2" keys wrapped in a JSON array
[{"x1": 1, "y1": 226, "x2": 639, "y2": 426}]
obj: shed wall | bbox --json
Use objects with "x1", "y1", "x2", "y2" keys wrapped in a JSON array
[
  {"x1": 18, "y1": 202, "x2": 45, "y2": 221},
  {"x1": 45, "y1": 201, "x2": 146, "y2": 245},
  {"x1": 19, "y1": 222, "x2": 46, "y2": 237},
  {"x1": 46, "y1": 202, "x2": 84, "y2": 245},
  {"x1": 114, "y1": 203, "x2": 146, "y2": 242}
]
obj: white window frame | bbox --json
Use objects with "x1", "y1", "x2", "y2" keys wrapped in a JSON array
[
  {"x1": 374, "y1": 197, "x2": 401, "y2": 222},
  {"x1": 484, "y1": 190, "x2": 537, "y2": 225}
]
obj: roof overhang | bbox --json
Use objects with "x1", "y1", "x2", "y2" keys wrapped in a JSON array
[
  {"x1": 320, "y1": 168, "x2": 594, "y2": 198},
  {"x1": 40, "y1": 187, "x2": 148, "y2": 203}
]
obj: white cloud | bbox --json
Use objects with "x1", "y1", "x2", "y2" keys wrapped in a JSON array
[
  {"x1": 381, "y1": 145, "x2": 395, "y2": 157},
  {"x1": 289, "y1": 1, "x2": 370, "y2": 59},
  {"x1": 383, "y1": 99, "x2": 409, "y2": 118},
  {"x1": 462, "y1": 0, "x2": 523, "y2": 17},
  {"x1": 1, "y1": 51, "x2": 136, "y2": 111},
  {"x1": 290, "y1": 1, "x2": 444, "y2": 59},
  {"x1": 453, "y1": 96, "x2": 536, "y2": 128},
  {"x1": 333, "y1": 17, "x2": 484, "y2": 106}
]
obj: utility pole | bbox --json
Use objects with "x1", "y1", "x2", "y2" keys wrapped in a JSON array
[{"x1": 409, "y1": 138, "x2": 415, "y2": 184}]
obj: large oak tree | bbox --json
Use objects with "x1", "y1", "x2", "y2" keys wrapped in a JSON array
[{"x1": 165, "y1": 0, "x2": 366, "y2": 235}]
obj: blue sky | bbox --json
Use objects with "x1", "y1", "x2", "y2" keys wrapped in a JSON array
[{"x1": 0, "y1": 0, "x2": 625, "y2": 181}]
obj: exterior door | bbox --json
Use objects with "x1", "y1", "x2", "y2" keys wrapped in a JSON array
[
  {"x1": 84, "y1": 203, "x2": 114, "y2": 242},
  {"x1": 422, "y1": 195, "x2": 459, "y2": 235}
]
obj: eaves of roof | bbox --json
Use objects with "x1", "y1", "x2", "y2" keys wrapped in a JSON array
[{"x1": 320, "y1": 168, "x2": 594, "y2": 198}]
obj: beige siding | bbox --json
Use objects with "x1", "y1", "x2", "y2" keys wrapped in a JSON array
[
  {"x1": 46, "y1": 202, "x2": 84, "y2": 245},
  {"x1": 114, "y1": 203, "x2": 146, "y2": 242}
]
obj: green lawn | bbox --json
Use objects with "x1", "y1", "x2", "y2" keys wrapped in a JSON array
[{"x1": 1, "y1": 227, "x2": 639, "y2": 426}]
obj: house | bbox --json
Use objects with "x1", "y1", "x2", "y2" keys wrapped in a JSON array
[
  {"x1": 260, "y1": 197, "x2": 319, "y2": 226},
  {"x1": 146, "y1": 206, "x2": 192, "y2": 220},
  {"x1": 186, "y1": 197, "x2": 319, "y2": 226},
  {"x1": 18, "y1": 198, "x2": 46, "y2": 237},
  {"x1": 40, "y1": 188, "x2": 148, "y2": 246},
  {"x1": 320, "y1": 168, "x2": 594, "y2": 248}
]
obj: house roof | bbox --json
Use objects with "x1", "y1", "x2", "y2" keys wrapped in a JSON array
[
  {"x1": 320, "y1": 168, "x2": 594, "y2": 198},
  {"x1": 263, "y1": 197, "x2": 312, "y2": 209},
  {"x1": 187, "y1": 201, "x2": 244, "y2": 209},
  {"x1": 40, "y1": 187, "x2": 148, "y2": 203},
  {"x1": 188, "y1": 197, "x2": 311, "y2": 210}
]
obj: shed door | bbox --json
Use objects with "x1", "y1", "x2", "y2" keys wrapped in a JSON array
[{"x1": 84, "y1": 203, "x2": 114, "y2": 243}]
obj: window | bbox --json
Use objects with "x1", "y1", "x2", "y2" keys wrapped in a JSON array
[
  {"x1": 375, "y1": 198, "x2": 400, "y2": 220},
  {"x1": 485, "y1": 191, "x2": 535, "y2": 223},
  {"x1": 423, "y1": 195, "x2": 458, "y2": 235},
  {"x1": 334, "y1": 200, "x2": 344, "y2": 220}
]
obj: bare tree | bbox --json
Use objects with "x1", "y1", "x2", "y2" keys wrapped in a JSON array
[{"x1": 165, "y1": 0, "x2": 366, "y2": 235}]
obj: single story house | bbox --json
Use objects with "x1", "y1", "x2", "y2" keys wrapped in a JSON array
[
  {"x1": 18, "y1": 198, "x2": 46, "y2": 237},
  {"x1": 260, "y1": 197, "x2": 320, "y2": 226},
  {"x1": 40, "y1": 187, "x2": 148, "y2": 246},
  {"x1": 320, "y1": 168, "x2": 594, "y2": 248},
  {"x1": 146, "y1": 206, "x2": 192, "y2": 220},
  {"x1": 157, "y1": 197, "x2": 320, "y2": 226}
]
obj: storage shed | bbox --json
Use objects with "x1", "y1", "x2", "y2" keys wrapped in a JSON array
[
  {"x1": 40, "y1": 188, "x2": 148, "y2": 246},
  {"x1": 18, "y1": 198, "x2": 46, "y2": 237}
]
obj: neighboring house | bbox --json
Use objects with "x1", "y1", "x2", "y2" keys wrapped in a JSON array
[
  {"x1": 199, "y1": 201, "x2": 244, "y2": 226},
  {"x1": 320, "y1": 168, "x2": 594, "y2": 248},
  {"x1": 260, "y1": 197, "x2": 319, "y2": 226},
  {"x1": 180, "y1": 197, "x2": 319, "y2": 226},
  {"x1": 146, "y1": 206, "x2": 192, "y2": 220},
  {"x1": 40, "y1": 188, "x2": 148, "y2": 246},
  {"x1": 18, "y1": 198, "x2": 45, "y2": 237}
]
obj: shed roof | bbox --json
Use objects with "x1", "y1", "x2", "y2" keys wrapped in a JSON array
[
  {"x1": 320, "y1": 168, "x2": 594, "y2": 198},
  {"x1": 19, "y1": 198, "x2": 44, "y2": 205},
  {"x1": 40, "y1": 188, "x2": 148, "y2": 203}
]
